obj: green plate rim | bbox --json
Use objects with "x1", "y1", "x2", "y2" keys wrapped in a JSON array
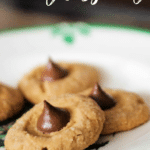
[{"x1": 0, "y1": 23, "x2": 150, "y2": 35}]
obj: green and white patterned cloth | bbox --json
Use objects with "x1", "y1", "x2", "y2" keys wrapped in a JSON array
[{"x1": 0, "y1": 122, "x2": 14, "y2": 148}]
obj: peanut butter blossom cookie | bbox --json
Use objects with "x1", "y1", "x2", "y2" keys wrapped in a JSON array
[
  {"x1": 80, "y1": 83, "x2": 149, "y2": 134},
  {"x1": 0, "y1": 83, "x2": 24, "y2": 121},
  {"x1": 5, "y1": 94, "x2": 105, "y2": 150},
  {"x1": 19, "y1": 59, "x2": 99, "y2": 104}
]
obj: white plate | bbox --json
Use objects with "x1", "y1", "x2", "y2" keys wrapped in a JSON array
[{"x1": 0, "y1": 23, "x2": 150, "y2": 150}]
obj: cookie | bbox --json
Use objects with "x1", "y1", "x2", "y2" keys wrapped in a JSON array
[
  {"x1": 5, "y1": 94, "x2": 105, "y2": 150},
  {"x1": 19, "y1": 59, "x2": 100, "y2": 104},
  {"x1": 80, "y1": 83, "x2": 149, "y2": 134},
  {"x1": 0, "y1": 83, "x2": 24, "y2": 121}
]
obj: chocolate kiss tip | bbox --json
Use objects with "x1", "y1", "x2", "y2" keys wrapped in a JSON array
[
  {"x1": 37, "y1": 100, "x2": 70, "y2": 134},
  {"x1": 43, "y1": 100, "x2": 49, "y2": 107},
  {"x1": 89, "y1": 83, "x2": 116, "y2": 110},
  {"x1": 48, "y1": 57, "x2": 52, "y2": 62},
  {"x1": 41, "y1": 58, "x2": 68, "y2": 82}
]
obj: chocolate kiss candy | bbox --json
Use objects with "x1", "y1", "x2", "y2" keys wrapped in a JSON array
[
  {"x1": 41, "y1": 58, "x2": 68, "y2": 82},
  {"x1": 89, "y1": 83, "x2": 116, "y2": 110},
  {"x1": 37, "y1": 100, "x2": 70, "y2": 134}
]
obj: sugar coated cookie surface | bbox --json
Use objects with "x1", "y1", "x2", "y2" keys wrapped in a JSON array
[
  {"x1": 19, "y1": 61, "x2": 100, "y2": 104},
  {"x1": 0, "y1": 83, "x2": 24, "y2": 121},
  {"x1": 5, "y1": 94, "x2": 105, "y2": 150},
  {"x1": 80, "y1": 86, "x2": 149, "y2": 134}
]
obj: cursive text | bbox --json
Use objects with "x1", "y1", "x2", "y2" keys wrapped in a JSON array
[{"x1": 46, "y1": 0, "x2": 142, "y2": 6}]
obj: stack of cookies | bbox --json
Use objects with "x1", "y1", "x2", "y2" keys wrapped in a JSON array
[{"x1": 1, "y1": 58, "x2": 149, "y2": 150}]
